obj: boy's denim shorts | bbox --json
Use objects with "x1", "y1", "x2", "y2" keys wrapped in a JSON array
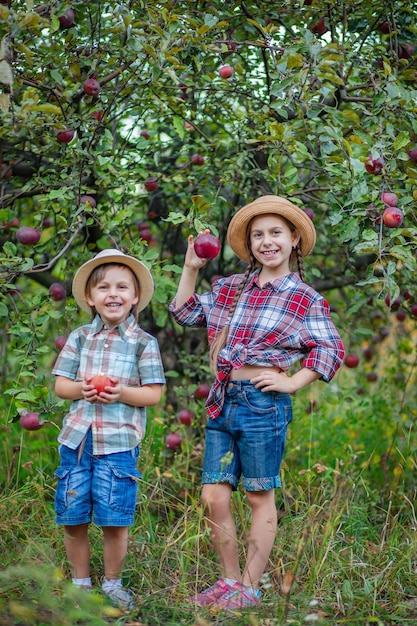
[
  {"x1": 54, "y1": 428, "x2": 141, "y2": 527},
  {"x1": 202, "y1": 380, "x2": 293, "y2": 491}
]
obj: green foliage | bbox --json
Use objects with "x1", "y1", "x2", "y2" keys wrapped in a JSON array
[{"x1": 1, "y1": 2, "x2": 417, "y2": 623}]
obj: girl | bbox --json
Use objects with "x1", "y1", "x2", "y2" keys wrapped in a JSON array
[{"x1": 169, "y1": 195, "x2": 345, "y2": 611}]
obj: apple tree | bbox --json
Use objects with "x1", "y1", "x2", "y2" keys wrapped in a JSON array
[{"x1": 1, "y1": 0, "x2": 417, "y2": 423}]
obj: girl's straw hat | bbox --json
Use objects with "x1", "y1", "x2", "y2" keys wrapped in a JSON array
[
  {"x1": 227, "y1": 195, "x2": 316, "y2": 262},
  {"x1": 72, "y1": 248, "x2": 154, "y2": 313}
]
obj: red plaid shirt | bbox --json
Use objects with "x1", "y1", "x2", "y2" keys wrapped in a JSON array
[{"x1": 169, "y1": 271, "x2": 345, "y2": 419}]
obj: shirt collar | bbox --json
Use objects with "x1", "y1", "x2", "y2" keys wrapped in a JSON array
[
  {"x1": 246, "y1": 269, "x2": 301, "y2": 292},
  {"x1": 90, "y1": 314, "x2": 138, "y2": 340}
]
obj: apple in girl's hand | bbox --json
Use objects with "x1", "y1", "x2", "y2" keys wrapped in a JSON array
[
  {"x1": 194, "y1": 233, "x2": 221, "y2": 260},
  {"x1": 20, "y1": 412, "x2": 46, "y2": 431},
  {"x1": 90, "y1": 375, "x2": 115, "y2": 394}
]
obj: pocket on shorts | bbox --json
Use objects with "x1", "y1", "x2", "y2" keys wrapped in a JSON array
[
  {"x1": 109, "y1": 466, "x2": 142, "y2": 514},
  {"x1": 54, "y1": 467, "x2": 71, "y2": 514},
  {"x1": 242, "y1": 387, "x2": 276, "y2": 414}
]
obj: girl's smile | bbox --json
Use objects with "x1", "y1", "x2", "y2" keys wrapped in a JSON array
[{"x1": 249, "y1": 214, "x2": 300, "y2": 280}]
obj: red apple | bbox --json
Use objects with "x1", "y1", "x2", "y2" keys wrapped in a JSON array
[
  {"x1": 365, "y1": 154, "x2": 384, "y2": 174},
  {"x1": 344, "y1": 354, "x2": 360, "y2": 368},
  {"x1": 191, "y1": 153, "x2": 205, "y2": 165},
  {"x1": 90, "y1": 375, "x2": 115, "y2": 395},
  {"x1": 55, "y1": 335, "x2": 67, "y2": 350},
  {"x1": 140, "y1": 228, "x2": 152, "y2": 242},
  {"x1": 366, "y1": 371, "x2": 378, "y2": 382},
  {"x1": 379, "y1": 21, "x2": 391, "y2": 34},
  {"x1": 166, "y1": 432, "x2": 182, "y2": 451},
  {"x1": 195, "y1": 383, "x2": 211, "y2": 399},
  {"x1": 362, "y1": 347, "x2": 374, "y2": 362},
  {"x1": 91, "y1": 111, "x2": 103, "y2": 122},
  {"x1": 136, "y1": 220, "x2": 150, "y2": 232},
  {"x1": 58, "y1": 7, "x2": 75, "y2": 29},
  {"x1": 140, "y1": 130, "x2": 150, "y2": 139},
  {"x1": 381, "y1": 192, "x2": 398, "y2": 207},
  {"x1": 20, "y1": 412, "x2": 46, "y2": 431},
  {"x1": 383, "y1": 207, "x2": 403, "y2": 228},
  {"x1": 194, "y1": 233, "x2": 221, "y2": 260},
  {"x1": 303, "y1": 207, "x2": 315, "y2": 220},
  {"x1": 309, "y1": 16, "x2": 328, "y2": 36},
  {"x1": 384, "y1": 293, "x2": 402, "y2": 310},
  {"x1": 83, "y1": 78, "x2": 100, "y2": 96},
  {"x1": 410, "y1": 302, "x2": 417, "y2": 317},
  {"x1": 395, "y1": 309, "x2": 407, "y2": 322},
  {"x1": 178, "y1": 408, "x2": 194, "y2": 425},
  {"x1": 398, "y1": 43, "x2": 413, "y2": 60},
  {"x1": 80, "y1": 195, "x2": 97, "y2": 209},
  {"x1": 408, "y1": 147, "x2": 417, "y2": 162},
  {"x1": 219, "y1": 65, "x2": 234, "y2": 79},
  {"x1": 144, "y1": 177, "x2": 159, "y2": 192},
  {"x1": 16, "y1": 226, "x2": 41, "y2": 245},
  {"x1": 49, "y1": 283, "x2": 66, "y2": 301},
  {"x1": 56, "y1": 128, "x2": 75, "y2": 144}
]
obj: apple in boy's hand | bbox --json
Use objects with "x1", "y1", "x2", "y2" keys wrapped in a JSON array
[
  {"x1": 194, "y1": 233, "x2": 220, "y2": 260},
  {"x1": 90, "y1": 375, "x2": 115, "y2": 394},
  {"x1": 20, "y1": 412, "x2": 46, "y2": 431}
]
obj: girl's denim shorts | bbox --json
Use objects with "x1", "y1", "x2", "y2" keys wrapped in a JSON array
[
  {"x1": 54, "y1": 428, "x2": 141, "y2": 527},
  {"x1": 202, "y1": 380, "x2": 293, "y2": 491}
]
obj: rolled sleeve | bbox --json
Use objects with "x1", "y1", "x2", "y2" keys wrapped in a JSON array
[{"x1": 300, "y1": 299, "x2": 345, "y2": 381}]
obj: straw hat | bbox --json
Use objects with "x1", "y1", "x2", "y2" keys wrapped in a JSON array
[
  {"x1": 72, "y1": 249, "x2": 154, "y2": 313},
  {"x1": 227, "y1": 195, "x2": 316, "y2": 262}
]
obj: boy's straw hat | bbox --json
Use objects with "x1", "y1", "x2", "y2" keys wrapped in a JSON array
[
  {"x1": 227, "y1": 195, "x2": 316, "y2": 262},
  {"x1": 72, "y1": 248, "x2": 154, "y2": 313}
]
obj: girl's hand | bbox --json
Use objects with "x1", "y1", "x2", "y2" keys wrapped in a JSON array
[
  {"x1": 251, "y1": 370, "x2": 296, "y2": 394},
  {"x1": 184, "y1": 232, "x2": 210, "y2": 270}
]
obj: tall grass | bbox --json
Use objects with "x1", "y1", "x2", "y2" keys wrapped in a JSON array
[{"x1": 1, "y1": 367, "x2": 417, "y2": 625}]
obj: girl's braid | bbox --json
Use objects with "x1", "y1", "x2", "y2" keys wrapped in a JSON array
[{"x1": 295, "y1": 244, "x2": 305, "y2": 282}]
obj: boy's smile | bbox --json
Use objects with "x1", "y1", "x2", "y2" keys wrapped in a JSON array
[{"x1": 86, "y1": 266, "x2": 139, "y2": 327}]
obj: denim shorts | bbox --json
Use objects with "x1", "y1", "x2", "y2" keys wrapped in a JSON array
[
  {"x1": 202, "y1": 380, "x2": 293, "y2": 491},
  {"x1": 54, "y1": 428, "x2": 141, "y2": 527}
]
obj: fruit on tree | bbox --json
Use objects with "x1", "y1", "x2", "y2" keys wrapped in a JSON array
[
  {"x1": 140, "y1": 129, "x2": 150, "y2": 139},
  {"x1": 16, "y1": 226, "x2": 41, "y2": 244},
  {"x1": 365, "y1": 154, "x2": 384, "y2": 174},
  {"x1": 194, "y1": 233, "x2": 221, "y2": 260},
  {"x1": 384, "y1": 293, "x2": 402, "y2": 310},
  {"x1": 303, "y1": 207, "x2": 315, "y2": 220},
  {"x1": 166, "y1": 432, "x2": 182, "y2": 451},
  {"x1": 144, "y1": 177, "x2": 159, "y2": 192},
  {"x1": 178, "y1": 408, "x2": 194, "y2": 425},
  {"x1": 366, "y1": 371, "x2": 378, "y2": 382},
  {"x1": 408, "y1": 147, "x2": 417, "y2": 162},
  {"x1": 56, "y1": 128, "x2": 75, "y2": 144},
  {"x1": 80, "y1": 195, "x2": 97, "y2": 209},
  {"x1": 219, "y1": 65, "x2": 234, "y2": 79},
  {"x1": 83, "y1": 78, "x2": 100, "y2": 96},
  {"x1": 381, "y1": 192, "x2": 398, "y2": 207},
  {"x1": 58, "y1": 7, "x2": 75, "y2": 29},
  {"x1": 410, "y1": 303, "x2": 417, "y2": 317},
  {"x1": 49, "y1": 283, "x2": 66, "y2": 301},
  {"x1": 309, "y1": 16, "x2": 328, "y2": 36},
  {"x1": 195, "y1": 383, "x2": 211, "y2": 399},
  {"x1": 344, "y1": 354, "x2": 360, "y2": 368},
  {"x1": 55, "y1": 335, "x2": 67, "y2": 350},
  {"x1": 362, "y1": 347, "x2": 374, "y2": 362},
  {"x1": 382, "y1": 207, "x2": 403, "y2": 228},
  {"x1": 398, "y1": 43, "x2": 413, "y2": 60},
  {"x1": 191, "y1": 153, "x2": 205, "y2": 165},
  {"x1": 20, "y1": 412, "x2": 46, "y2": 431},
  {"x1": 395, "y1": 309, "x2": 407, "y2": 322},
  {"x1": 90, "y1": 375, "x2": 115, "y2": 394}
]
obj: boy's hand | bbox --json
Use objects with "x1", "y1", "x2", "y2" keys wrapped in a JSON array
[{"x1": 83, "y1": 377, "x2": 121, "y2": 403}]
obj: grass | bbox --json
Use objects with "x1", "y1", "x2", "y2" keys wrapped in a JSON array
[{"x1": 1, "y1": 368, "x2": 417, "y2": 625}]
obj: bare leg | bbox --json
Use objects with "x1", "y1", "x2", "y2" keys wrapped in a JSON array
[
  {"x1": 202, "y1": 483, "x2": 241, "y2": 581},
  {"x1": 63, "y1": 523, "x2": 90, "y2": 578},
  {"x1": 102, "y1": 526, "x2": 129, "y2": 580},
  {"x1": 242, "y1": 489, "x2": 277, "y2": 588}
]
